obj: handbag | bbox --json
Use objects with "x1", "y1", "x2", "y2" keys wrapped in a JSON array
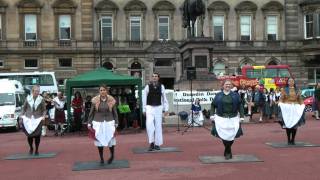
[{"x1": 88, "y1": 127, "x2": 97, "y2": 140}]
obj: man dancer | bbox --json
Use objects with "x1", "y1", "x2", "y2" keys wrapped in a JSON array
[{"x1": 143, "y1": 73, "x2": 169, "y2": 151}]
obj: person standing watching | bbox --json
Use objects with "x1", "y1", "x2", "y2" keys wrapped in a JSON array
[
  {"x1": 20, "y1": 85, "x2": 46, "y2": 155},
  {"x1": 53, "y1": 91, "x2": 66, "y2": 136},
  {"x1": 72, "y1": 91, "x2": 83, "y2": 132},
  {"x1": 210, "y1": 80, "x2": 244, "y2": 160},
  {"x1": 143, "y1": 73, "x2": 169, "y2": 151},
  {"x1": 314, "y1": 82, "x2": 320, "y2": 120}
]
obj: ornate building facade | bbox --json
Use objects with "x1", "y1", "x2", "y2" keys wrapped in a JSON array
[{"x1": 0, "y1": 0, "x2": 319, "y2": 89}]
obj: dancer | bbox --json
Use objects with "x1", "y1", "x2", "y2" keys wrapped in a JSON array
[
  {"x1": 88, "y1": 84, "x2": 118, "y2": 164},
  {"x1": 143, "y1": 73, "x2": 169, "y2": 151},
  {"x1": 20, "y1": 85, "x2": 46, "y2": 155},
  {"x1": 278, "y1": 78, "x2": 305, "y2": 145},
  {"x1": 210, "y1": 80, "x2": 244, "y2": 160}
]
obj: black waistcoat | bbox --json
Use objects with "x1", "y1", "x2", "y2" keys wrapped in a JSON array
[{"x1": 147, "y1": 83, "x2": 162, "y2": 106}]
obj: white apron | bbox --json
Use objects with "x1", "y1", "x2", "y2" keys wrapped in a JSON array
[
  {"x1": 214, "y1": 115, "x2": 240, "y2": 141},
  {"x1": 22, "y1": 115, "x2": 42, "y2": 135},
  {"x1": 278, "y1": 102, "x2": 305, "y2": 128},
  {"x1": 92, "y1": 120, "x2": 116, "y2": 147}
]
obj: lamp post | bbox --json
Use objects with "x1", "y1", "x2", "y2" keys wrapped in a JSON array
[{"x1": 98, "y1": 18, "x2": 103, "y2": 67}]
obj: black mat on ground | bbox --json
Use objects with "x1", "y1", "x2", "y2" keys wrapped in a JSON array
[
  {"x1": 132, "y1": 147, "x2": 182, "y2": 154},
  {"x1": 4, "y1": 152, "x2": 57, "y2": 160},
  {"x1": 199, "y1": 154, "x2": 263, "y2": 164},
  {"x1": 266, "y1": 142, "x2": 320, "y2": 148},
  {"x1": 72, "y1": 160, "x2": 129, "y2": 171}
]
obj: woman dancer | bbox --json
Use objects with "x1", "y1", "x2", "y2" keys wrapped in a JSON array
[
  {"x1": 20, "y1": 85, "x2": 46, "y2": 155},
  {"x1": 210, "y1": 80, "x2": 244, "y2": 160},
  {"x1": 278, "y1": 78, "x2": 305, "y2": 145},
  {"x1": 88, "y1": 84, "x2": 118, "y2": 164}
]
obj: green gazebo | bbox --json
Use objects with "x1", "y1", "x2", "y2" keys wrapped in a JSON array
[{"x1": 65, "y1": 68, "x2": 143, "y2": 129}]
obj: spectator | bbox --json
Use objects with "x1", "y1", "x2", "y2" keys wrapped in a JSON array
[
  {"x1": 72, "y1": 91, "x2": 83, "y2": 132},
  {"x1": 41, "y1": 91, "x2": 53, "y2": 136},
  {"x1": 188, "y1": 98, "x2": 204, "y2": 126},
  {"x1": 53, "y1": 91, "x2": 66, "y2": 136},
  {"x1": 314, "y1": 82, "x2": 320, "y2": 120}
]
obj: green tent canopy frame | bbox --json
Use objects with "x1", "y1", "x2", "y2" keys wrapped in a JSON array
[{"x1": 65, "y1": 68, "x2": 143, "y2": 131}]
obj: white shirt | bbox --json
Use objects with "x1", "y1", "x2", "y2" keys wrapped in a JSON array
[{"x1": 142, "y1": 84, "x2": 169, "y2": 113}]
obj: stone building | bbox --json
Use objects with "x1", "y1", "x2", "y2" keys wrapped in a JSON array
[{"x1": 0, "y1": 0, "x2": 319, "y2": 90}]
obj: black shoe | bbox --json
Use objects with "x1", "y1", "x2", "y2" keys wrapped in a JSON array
[
  {"x1": 148, "y1": 143, "x2": 155, "y2": 151},
  {"x1": 34, "y1": 151, "x2": 39, "y2": 156},
  {"x1": 107, "y1": 156, "x2": 114, "y2": 164},
  {"x1": 100, "y1": 159, "x2": 104, "y2": 165},
  {"x1": 154, "y1": 145, "x2": 160, "y2": 150},
  {"x1": 29, "y1": 148, "x2": 33, "y2": 155},
  {"x1": 225, "y1": 153, "x2": 232, "y2": 160}
]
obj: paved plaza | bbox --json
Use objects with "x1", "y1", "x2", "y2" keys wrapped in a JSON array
[{"x1": 1, "y1": 114, "x2": 320, "y2": 180}]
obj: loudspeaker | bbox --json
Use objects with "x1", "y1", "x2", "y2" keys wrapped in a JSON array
[{"x1": 187, "y1": 66, "x2": 196, "y2": 80}]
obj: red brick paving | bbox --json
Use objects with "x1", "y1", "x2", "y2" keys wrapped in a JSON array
[{"x1": 1, "y1": 113, "x2": 320, "y2": 180}]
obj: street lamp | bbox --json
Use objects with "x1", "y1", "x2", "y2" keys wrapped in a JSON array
[{"x1": 98, "y1": 18, "x2": 103, "y2": 67}]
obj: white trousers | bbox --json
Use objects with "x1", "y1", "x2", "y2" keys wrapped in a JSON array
[{"x1": 146, "y1": 105, "x2": 163, "y2": 146}]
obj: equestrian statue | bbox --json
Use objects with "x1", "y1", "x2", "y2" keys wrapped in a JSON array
[{"x1": 182, "y1": 0, "x2": 206, "y2": 38}]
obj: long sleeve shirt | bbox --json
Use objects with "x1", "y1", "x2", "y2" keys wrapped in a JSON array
[
  {"x1": 210, "y1": 93, "x2": 244, "y2": 118},
  {"x1": 142, "y1": 84, "x2": 169, "y2": 113},
  {"x1": 88, "y1": 100, "x2": 119, "y2": 125}
]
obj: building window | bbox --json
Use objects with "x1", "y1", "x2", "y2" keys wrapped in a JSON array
[
  {"x1": 305, "y1": 14, "x2": 313, "y2": 39},
  {"x1": 130, "y1": 16, "x2": 141, "y2": 41},
  {"x1": 184, "y1": 57, "x2": 192, "y2": 69},
  {"x1": 25, "y1": 14, "x2": 37, "y2": 41},
  {"x1": 0, "y1": 59, "x2": 3, "y2": 68},
  {"x1": 158, "y1": 16, "x2": 169, "y2": 40},
  {"x1": 213, "y1": 16, "x2": 224, "y2": 40},
  {"x1": 155, "y1": 59, "x2": 172, "y2": 66},
  {"x1": 240, "y1": 15, "x2": 251, "y2": 40},
  {"x1": 59, "y1": 15, "x2": 71, "y2": 40},
  {"x1": 267, "y1": 15, "x2": 277, "y2": 40},
  {"x1": 213, "y1": 62, "x2": 226, "y2": 76},
  {"x1": 308, "y1": 68, "x2": 320, "y2": 84},
  {"x1": 0, "y1": 15, "x2": 2, "y2": 40},
  {"x1": 103, "y1": 61, "x2": 113, "y2": 70},
  {"x1": 24, "y1": 59, "x2": 38, "y2": 69},
  {"x1": 58, "y1": 58, "x2": 72, "y2": 68},
  {"x1": 317, "y1": 14, "x2": 320, "y2": 37},
  {"x1": 195, "y1": 56, "x2": 207, "y2": 68},
  {"x1": 101, "y1": 16, "x2": 112, "y2": 41}
]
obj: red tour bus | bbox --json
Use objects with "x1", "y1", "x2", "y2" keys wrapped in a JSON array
[{"x1": 217, "y1": 65, "x2": 293, "y2": 90}]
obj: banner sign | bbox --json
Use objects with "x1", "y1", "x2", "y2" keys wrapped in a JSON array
[{"x1": 173, "y1": 91, "x2": 219, "y2": 105}]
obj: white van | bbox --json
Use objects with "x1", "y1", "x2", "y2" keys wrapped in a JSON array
[{"x1": 0, "y1": 79, "x2": 25, "y2": 131}]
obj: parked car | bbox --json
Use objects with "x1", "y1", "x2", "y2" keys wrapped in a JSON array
[
  {"x1": 304, "y1": 96, "x2": 314, "y2": 112},
  {"x1": 301, "y1": 88, "x2": 315, "y2": 99},
  {"x1": 0, "y1": 79, "x2": 25, "y2": 131}
]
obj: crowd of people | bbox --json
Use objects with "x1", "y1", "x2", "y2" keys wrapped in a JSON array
[{"x1": 28, "y1": 85, "x2": 141, "y2": 139}]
